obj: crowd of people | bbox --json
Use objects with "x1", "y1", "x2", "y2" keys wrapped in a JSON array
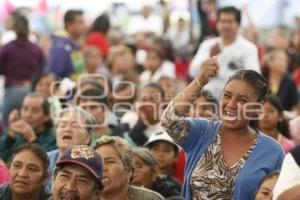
[{"x1": 0, "y1": 0, "x2": 300, "y2": 199}]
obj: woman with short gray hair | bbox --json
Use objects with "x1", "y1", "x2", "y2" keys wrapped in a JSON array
[
  {"x1": 46, "y1": 106, "x2": 96, "y2": 191},
  {"x1": 94, "y1": 136, "x2": 164, "y2": 200}
]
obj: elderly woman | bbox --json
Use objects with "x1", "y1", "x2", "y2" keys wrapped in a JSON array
[
  {"x1": 0, "y1": 143, "x2": 50, "y2": 199},
  {"x1": 132, "y1": 147, "x2": 181, "y2": 198},
  {"x1": 46, "y1": 106, "x2": 96, "y2": 191},
  {"x1": 94, "y1": 136, "x2": 164, "y2": 200}
]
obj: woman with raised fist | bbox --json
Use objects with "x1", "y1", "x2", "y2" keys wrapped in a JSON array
[{"x1": 161, "y1": 57, "x2": 284, "y2": 200}]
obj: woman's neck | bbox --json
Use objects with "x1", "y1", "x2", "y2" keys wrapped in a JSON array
[
  {"x1": 12, "y1": 192, "x2": 37, "y2": 200},
  {"x1": 261, "y1": 127, "x2": 280, "y2": 140},
  {"x1": 220, "y1": 125, "x2": 255, "y2": 140},
  {"x1": 100, "y1": 186, "x2": 129, "y2": 200}
]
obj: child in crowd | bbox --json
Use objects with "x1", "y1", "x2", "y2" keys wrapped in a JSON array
[
  {"x1": 259, "y1": 95, "x2": 295, "y2": 153},
  {"x1": 255, "y1": 171, "x2": 280, "y2": 200},
  {"x1": 132, "y1": 147, "x2": 181, "y2": 198},
  {"x1": 190, "y1": 89, "x2": 219, "y2": 120},
  {"x1": 83, "y1": 46, "x2": 108, "y2": 74},
  {"x1": 145, "y1": 131, "x2": 181, "y2": 191},
  {"x1": 262, "y1": 48, "x2": 298, "y2": 111}
]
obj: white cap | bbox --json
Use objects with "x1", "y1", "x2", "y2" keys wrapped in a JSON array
[{"x1": 144, "y1": 131, "x2": 180, "y2": 153}]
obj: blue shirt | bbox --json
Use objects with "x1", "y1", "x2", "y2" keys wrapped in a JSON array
[
  {"x1": 45, "y1": 149, "x2": 59, "y2": 192},
  {"x1": 181, "y1": 119, "x2": 284, "y2": 200},
  {"x1": 44, "y1": 35, "x2": 84, "y2": 78}
]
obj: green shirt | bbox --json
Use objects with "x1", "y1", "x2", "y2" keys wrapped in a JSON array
[{"x1": 0, "y1": 128, "x2": 57, "y2": 162}]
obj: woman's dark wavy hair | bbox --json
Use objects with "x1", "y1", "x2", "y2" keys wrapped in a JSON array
[
  {"x1": 8, "y1": 143, "x2": 49, "y2": 179},
  {"x1": 263, "y1": 95, "x2": 291, "y2": 139},
  {"x1": 226, "y1": 70, "x2": 268, "y2": 128}
]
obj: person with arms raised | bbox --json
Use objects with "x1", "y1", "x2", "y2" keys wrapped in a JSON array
[{"x1": 161, "y1": 57, "x2": 284, "y2": 199}]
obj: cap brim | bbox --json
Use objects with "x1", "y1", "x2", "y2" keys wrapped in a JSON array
[
  {"x1": 144, "y1": 139, "x2": 180, "y2": 151},
  {"x1": 56, "y1": 160, "x2": 101, "y2": 182}
]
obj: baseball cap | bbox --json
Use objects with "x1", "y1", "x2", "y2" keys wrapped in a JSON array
[
  {"x1": 56, "y1": 145, "x2": 103, "y2": 186},
  {"x1": 144, "y1": 131, "x2": 180, "y2": 153}
]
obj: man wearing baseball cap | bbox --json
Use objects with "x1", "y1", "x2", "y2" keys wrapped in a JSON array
[{"x1": 51, "y1": 145, "x2": 103, "y2": 200}]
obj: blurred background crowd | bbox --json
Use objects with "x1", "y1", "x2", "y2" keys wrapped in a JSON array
[{"x1": 0, "y1": 0, "x2": 299, "y2": 199}]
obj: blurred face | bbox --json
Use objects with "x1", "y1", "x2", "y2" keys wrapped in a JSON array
[
  {"x1": 141, "y1": 6, "x2": 151, "y2": 18},
  {"x1": 220, "y1": 80, "x2": 259, "y2": 130},
  {"x1": 268, "y1": 52, "x2": 288, "y2": 74},
  {"x1": 159, "y1": 78, "x2": 176, "y2": 101},
  {"x1": 132, "y1": 155, "x2": 156, "y2": 188},
  {"x1": 144, "y1": 51, "x2": 162, "y2": 72},
  {"x1": 67, "y1": 14, "x2": 86, "y2": 38},
  {"x1": 270, "y1": 29, "x2": 289, "y2": 49},
  {"x1": 112, "y1": 52, "x2": 134, "y2": 73},
  {"x1": 259, "y1": 101, "x2": 281, "y2": 131},
  {"x1": 5, "y1": 14, "x2": 14, "y2": 30},
  {"x1": 79, "y1": 99, "x2": 106, "y2": 126},
  {"x1": 85, "y1": 50, "x2": 101, "y2": 73},
  {"x1": 56, "y1": 112, "x2": 91, "y2": 151},
  {"x1": 9, "y1": 150, "x2": 45, "y2": 198},
  {"x1": 149, "y1": 141, "x2": 177, "y2": 171},
  {"x1": 192, "y1": 97, "x2": 216, "y2": 119},
  {"x1": 20, "y1": 96, "x2": 49, "y2": 131},
  {"x1": 139, "y1": 86, "x2": 162, "y2": 123},
  {"x1": 217, "y1": 12, "x2": 239, "y2": 39},
  {"x1": 95, "y1": 145, "x2": 130, "y2": 194},
  {"x1": 255, "y1": 176, "x2": 278, "y2": 200},
  {"x1": 201, "y1": 0, "x2": 216, "y2": 13},
  {"x1": 35, "y1": 74, "x2": 55, "y2": 97},
  {"x1": 52, "y1": 164, "x2": 98, "y2": 200}
]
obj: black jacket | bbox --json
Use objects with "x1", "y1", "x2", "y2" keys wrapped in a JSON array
[{"x1": 152, "y1": 176, "x2": 182, "y2": 198}]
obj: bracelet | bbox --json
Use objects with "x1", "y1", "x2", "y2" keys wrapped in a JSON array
[{"x1": 194, "y1": 79, "x2": 202, "y2": 87}]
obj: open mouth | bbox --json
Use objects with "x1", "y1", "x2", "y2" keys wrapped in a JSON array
[
  {"x1": 62, "y1": 135, "x2": 72, "y2": 141},
  {"x1": 223, "y1": 110, "x2": 238, "y2": 121}
]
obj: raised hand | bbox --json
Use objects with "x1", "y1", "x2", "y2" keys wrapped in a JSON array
[
  {"x1": 196, "y1": 57, "x2": 219, "y2": 86},
  {"x1": 9, "y1": 119, "x2": 36, "y2": 142}
]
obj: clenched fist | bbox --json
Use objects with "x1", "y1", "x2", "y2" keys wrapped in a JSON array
[{"x1": 196, "y1": 57, "x2": 219, "y2": 86}]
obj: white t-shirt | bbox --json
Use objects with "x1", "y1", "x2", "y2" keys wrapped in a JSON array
[
  {"x1": 272, "y1": 152, "x2": 300, "y2": 200},
  {"x1": 189, "y1": 35, "x2": 260, "y2": 98}
]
